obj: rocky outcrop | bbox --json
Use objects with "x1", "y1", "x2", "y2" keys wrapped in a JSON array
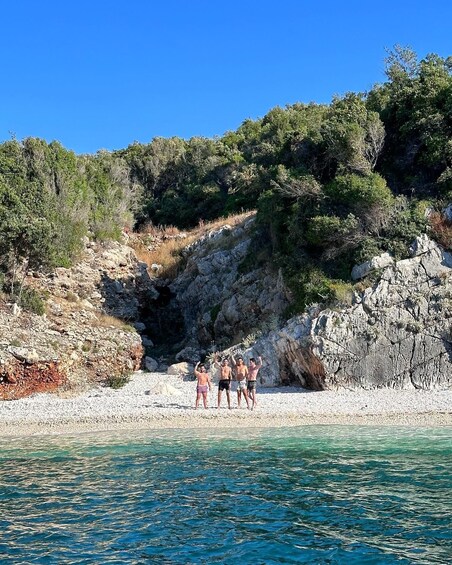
[
  {"x1": 243, "y1": 236, "x2": 452, "y2": 390},
  {"x1": 351, "y1": 252, "x2": 394, "y2": 280},
  {"x1": 4, "y1": 218, "x2": 450, "y2": 398},
  {"x1": 0, "y1": 358, "x2": 66, "y2": 400},
  {"x1": 170, "y1": 217, "x2": 289, "y2": 355},
  {"x1": 0, "y1": 238, "x2": 149, "y2": 398}
]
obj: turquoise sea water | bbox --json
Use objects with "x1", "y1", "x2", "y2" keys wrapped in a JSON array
[{"x1": 0, "y1": 426, "x2": 451, "y2": 564}]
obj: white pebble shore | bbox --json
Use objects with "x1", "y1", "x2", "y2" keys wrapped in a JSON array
[{"x1": 1, "y1": 371, "x2": 451, "y2": 436}]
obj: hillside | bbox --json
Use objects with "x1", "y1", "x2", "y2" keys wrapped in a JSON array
[{"x1": 1, "y1": 48, "x2": 452, "y2": 397}]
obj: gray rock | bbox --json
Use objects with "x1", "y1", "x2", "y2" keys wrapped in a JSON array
[
  {"x1": 409, "y1": 234, "x2": 437, "y2": 257},
  {"x1": 167, "y1": 362, "x2": 193, "y2": 377},
  {"x1": 141, "y1": 336, "x2": 154, "y2": 347},
  {"x1": 144, "y1": 356, "x2": 159, "y2": 372},
  {"x1": 443, "y1": 204, "x2": 452, "y2": 222},
  {"x1": 175, "y1": 347, "x2": 202, "y2": 363},
  {"x1": 8, "y1": 347, "x2": 40, "y2": 364},
  {"x1": 351, "y1": 252, "x2": 394, "y2": 280},
  {"x1": 170, "y1": 216, "x2": 289, "y2": 349},
  {"x1": 255, "y1": 236, "x2": 452, "y2": 391}
]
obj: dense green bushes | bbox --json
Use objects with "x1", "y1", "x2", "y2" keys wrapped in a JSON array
[
  {"x1": 0, "y1": 47, "x2": 450, "y2": 315},
  {"x1": 0, "y1": 139, "x2": 139, "y2": 310}
]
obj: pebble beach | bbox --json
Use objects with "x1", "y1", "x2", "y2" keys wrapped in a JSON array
[{"x1": 0, "y1": 371, "x2": 451, "y2": 436}]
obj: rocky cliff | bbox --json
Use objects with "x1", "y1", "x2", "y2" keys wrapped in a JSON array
[
  {"x1": 2, "y1": 222, "x2": 451, "y2": 399},
  {"x1": 245, "y1": 235, "x2": 452, "y2": 390},
  {"x1": 167, "y1": 216, "x2": 289, "y2": 358},
  {"x1": 0, "y1": 238, "x2": 148, "y2": 399}
]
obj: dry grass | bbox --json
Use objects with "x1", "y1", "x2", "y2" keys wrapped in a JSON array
[
  {"x1": 429, "y1": 211, "x2": 452, "y2": 249},
  {"x1": 92, "y1": 313, "x2": 135, "y2": 331},
  {"x1": 139, "y1": 223, "x2": 182, "y2": 238},
  {"x1": 132, "y1": 211, "x2": 255, "y2": 279}
]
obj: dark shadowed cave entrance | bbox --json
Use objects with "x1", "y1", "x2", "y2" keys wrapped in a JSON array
[{"x1": 139, "y1": 285, "x2": 186, "y2": 358}]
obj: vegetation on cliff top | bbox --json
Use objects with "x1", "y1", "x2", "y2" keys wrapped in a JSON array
[{"x1": 1, "y1": 46, "x2": 451, "y2": 313}]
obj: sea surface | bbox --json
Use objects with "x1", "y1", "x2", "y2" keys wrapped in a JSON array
[{"x1": 0, "y1": 426, "x2": 451, "y2": 564}]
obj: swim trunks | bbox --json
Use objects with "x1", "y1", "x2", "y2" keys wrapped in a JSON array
[
  {"x1": 247, "y1": 380, "x2": 256, "y2": 391},
  {"x1": 236, "y1": 380, "x2": 247, "y2": 391},
  {"x1": 197, "y1": 385, "x2": 208, "y2": 393},
  {"x1": 218, "y1": 379, "x2": 231, "y2": 391}
]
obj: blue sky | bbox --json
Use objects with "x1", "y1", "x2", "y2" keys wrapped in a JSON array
[{"x1": 1, "y1": 0, "x2": 451, "y2": 154}]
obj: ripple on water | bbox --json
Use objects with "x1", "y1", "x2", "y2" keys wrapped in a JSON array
[{"x1": 0, "y1": 426, "x2": 451, "y2": 564}]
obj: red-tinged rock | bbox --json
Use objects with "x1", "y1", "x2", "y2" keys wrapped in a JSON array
[{"x1": 0, "y1": 360, "x2": 67, "y2": 400}]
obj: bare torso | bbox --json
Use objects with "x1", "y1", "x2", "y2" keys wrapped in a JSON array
[
  {"x1": 220, "y1": 365, "x2": 232, "y2": 380},
  {"x1": 195, "y1": 371, "x2": 210, "y2": 386},
  {"x1": 235, "y1": 364, "x2": 248, "y2": 381}
]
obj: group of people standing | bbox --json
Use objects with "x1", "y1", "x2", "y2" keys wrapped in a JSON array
[{"x1": 194, "y1": 354, "x2": 263, "y2": 410}]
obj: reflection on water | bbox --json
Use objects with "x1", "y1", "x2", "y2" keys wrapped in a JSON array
[{"x1": 0, "y1": 427, "x2": 451, "y2": 564}]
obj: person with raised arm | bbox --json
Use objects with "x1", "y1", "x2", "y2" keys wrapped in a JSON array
[
  {"x1": 247, "y1": 356, "x2": 263, "y2": 410},
  {"x1": 214, "y1": 354, "x2": 232, "y2": 409},
  {"x1": 230, "y1": 354, "x2": 250, "y2": 409},
  {"x1": 194, "y1": 361, "x2": 212, "y2": 409}
]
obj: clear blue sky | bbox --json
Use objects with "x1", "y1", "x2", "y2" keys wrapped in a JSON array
[{"x1": 1, "y1": 0, "x2": 451, "y2": 155}]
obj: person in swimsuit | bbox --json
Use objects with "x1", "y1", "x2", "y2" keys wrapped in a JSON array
[
  {"x1": 231, "y1": 355, "x2": 250, "y2": 409},
  {"x1": 214, "y1": 354, "x2": 232, "y2": 409},
  {"x1": 194, "y1": 361, "x2": 212, "y2": 409},
  {"x1": 247, "y1": 356, "x2": 262, "y2": 410}
]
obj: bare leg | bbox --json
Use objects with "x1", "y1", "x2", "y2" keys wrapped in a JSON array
[
  {"x1": 226, "y1": 390, "x2": 231, "y2": 409},
  {"x1": 244, "y1": 389, "x2": 250, "y2": 409},
  {"x1": 202, "y1": 391, "x2": 208, "y2": 409},
  {"x1": 217, "y1": 389, "x2": 222, "y2": 408},
  {"x1": 237, "y1": 389, "x2": 241, "y2": 408},
  {"x1": 249, "y1": 389, "x2": 256, "y2": 410},
  {"x1": 195, "y1": 392, "x2": 201, "y2": 409}
]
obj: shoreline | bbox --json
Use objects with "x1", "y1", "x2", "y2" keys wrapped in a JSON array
[
  {"x1": 1, "y1": 412, "x2": 451, "y2": 438},
  {"x1": 1, "y1": 371, "x2": 451, "y2": 437}
]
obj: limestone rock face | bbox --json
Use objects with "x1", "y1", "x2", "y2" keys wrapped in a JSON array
[
  {"x1": 351, "y1": 252, "x2": 394, "y2": 280},
  {"x1": 0, "y1": 238, "x2": 148, "y2": 397},
  {"x1": 171, "y1": 217, "x2": 289, "y2": 350},
  {"x1": 255, "y1": 236, "x2": 452, "y2": 390}
]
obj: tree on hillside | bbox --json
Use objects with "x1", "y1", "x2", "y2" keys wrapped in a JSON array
[
  {"x1": 0, "y1": 181, "x2": 54, "y2": 299},
  {"x1": 322, "y1": 93, "x2": 385, "y2": 176},
  {"x1": 369, "y1": 48, "x2": 452, "y2": 197}
]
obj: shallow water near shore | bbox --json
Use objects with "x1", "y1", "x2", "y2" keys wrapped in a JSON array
[{"x1": 1, "y1": 426, "x2": 451, "y2": 564}]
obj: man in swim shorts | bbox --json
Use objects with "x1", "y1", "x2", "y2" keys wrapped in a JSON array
[
  {"x1": 214, "y1": 354, "x2": 232, "y2": 409},
  {"x1": 231, "y1": 355, "x2": 250, "y2": 409},
  {"x1": 247, "y1": 356, "x2": 262, "y2": 410},
  {"x1": 194, "y1": 361, "x2": 212, "y2": 409}
]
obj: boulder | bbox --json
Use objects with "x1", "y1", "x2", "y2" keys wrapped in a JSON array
[
  {"x1": 167, "y1": 362, "x2": 193, "y2": 377},
  {"x1": 151, "y1": 381, "x2": 182, "y2": 396},
  {"x1": 8, "y1": 347, "x2": 40, "y2": 364},
  {"x1": 144, "y1": 356, "x2": 158, "y2": 372},
  {"x1": 351, "y1": 252, "x2": 394, "y2": 280}
]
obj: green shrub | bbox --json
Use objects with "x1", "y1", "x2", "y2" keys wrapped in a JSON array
[
  {"x1": 324, "y1": 172, "x2": 393, "y2": 210},
  {"x1": 325, "y1": 280, "x2": 354, "y2": 306},
  {"x1": 305, "y1": 216, "x2": 343, "y2": 246},
  {"x1": 305, "y1": 214, "x2": 359, "y2": 248},
  {"x1": 285, "y1": 266, "x2": 336, "y2": 314},
  {"x1": 354, "y1": 237, "x2": 383, "y2": 264},
  {"x1": 105, "y1": 372, "x2": 131, "y2": 389},
  {"x1": 17, "y1": 287, "x2": 46, "y2": 315}
]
